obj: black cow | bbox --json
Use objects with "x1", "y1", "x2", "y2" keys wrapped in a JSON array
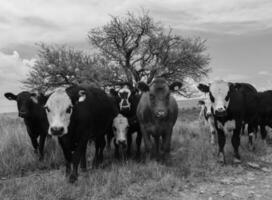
[
  {"x1": 109, "y1": 83, "x2": 142, "y2": 159},
  {"x1": 198, "y1": 80, "x2": 258, "y2": 163},
  {"x1": 136, "y1": 78, "x2": 180, "y2": 161},
  {"x1": 44, "y1": 85, "x2": 118, "y2": 183},
  {"x1": 257, "y1": 90, "x2": 272, "y2": 141},
  {"x1": 4, "y1": 91, "x2": 48, "y2": 160}
]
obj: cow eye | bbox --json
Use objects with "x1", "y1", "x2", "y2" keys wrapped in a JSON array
[
  {"x1": 44, "y1": 106, "x2": 50, "y2": 112},
  {"x1": 150, "y1": 94, "x2": 155, "y2": 100},
  {"x1": 66, "y1": 106, "x2": 72, "y2": 114},
  {"x1": 209, "y1": 92, "x2": 215, "y2": 103},
  {"x1": 112, "y1": 127, "x2": 117, "y2": 132}
]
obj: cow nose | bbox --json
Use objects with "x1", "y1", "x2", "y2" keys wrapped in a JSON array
[
  {"x1": 215, "y1": 108, "x2": 227, "y2": 117},
  {"x1": 118, "y1": 140, "x2": 127, "y2": 147},
  {"x1": 155, "y1": 111, "x2": 166, "y2": 118},
  {"x1": 50, "y1": 126, "x2": 64, "y2": 136}
]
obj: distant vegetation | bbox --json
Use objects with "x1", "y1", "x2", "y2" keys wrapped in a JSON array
[{"x1": 23, "y1": 10, "x2": 210, "y2": 93}]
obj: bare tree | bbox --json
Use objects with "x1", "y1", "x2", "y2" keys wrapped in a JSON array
[{"x1": 88, "y1": 11, "x2": 210, "y2": 87}]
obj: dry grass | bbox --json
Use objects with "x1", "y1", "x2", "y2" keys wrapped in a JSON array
[{"x1": 0, "y1": 109, "x2": 268, "y2": 200}]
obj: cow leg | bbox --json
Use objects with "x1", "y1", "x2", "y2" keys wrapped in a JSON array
[
  {"x1": 70, "y1": 139, "x2": 88, "y2": 183},
  {"x1": 92, "y1": 139, "x2": 100, "y2": 168},
  {"x1": 80, "y1": 141, "x2": 88, "y2": 172},
  {"x1": 38, "y1": 134, "x2": 46, "y2": 161},
  {"x1": 98, "y1": 135, "x2": 106, "y2": 164},
  {"x1": 135, "y1": 131, "x2": 142, "y2": 159},
  {"x1": 153, "y1": 136, "x2": 160, "y2": 161},
  {"x1": 114, "y1": 139, "x2": 120, "y2": 159},
  {"x1": 142, "y1": 128, "x2": 152, "y2": 161},
  {"x1": 260, "y1": 124, "x2": 267, "y2": 140},
  {"x1": 58, "y1": 137, "x2": 72, "y2": 177},
  {"x1": 247, "y1": 123, "x2": 256, "y2": 151},
  {"x1": 232, "y1": 121, "x2": 242, "y2": 163},
  {"x1": 126, "y1": 132, "x2": 132, "y2": 158},
  {"x1": 25, "y1": 126, "x2": 38, "y2": 152},
  {"x1": 162, "y1": 129, "x2": 172, "y2": 162},
  {"x1": 217, "y1": 129, "x2": 226, "y2": 164}
]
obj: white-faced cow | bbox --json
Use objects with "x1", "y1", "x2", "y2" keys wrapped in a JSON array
[
  {"x1": 109, "y1": 83, "x2": 142, "y2": 159},
  {"x1": 44, "y1": 85, "x2": 118, "y2": 183},
  {"x1": 112, "y1": 113, "x2": 130, "y2": 159},
  {"x1": 4, "y1": 91, "x2": 49, "y2": 160},
  {"x1": 136, "y1": 78, "x2": 180, "y2": 161},
  {"x1": 198, "y1": 80, "x2": 258, "y2": 163},
  {"x1": 198, "y1": 99, "x2": 216, "y2": 144}
]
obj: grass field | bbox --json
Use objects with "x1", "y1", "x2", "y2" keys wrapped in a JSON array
[{"x1": 0, "y1": 106, "x2": 269, "y2": 200}]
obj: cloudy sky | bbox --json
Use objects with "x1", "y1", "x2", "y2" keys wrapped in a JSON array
[{"x1": 0, "y1": 0, "x2": 272, "y2": 112}]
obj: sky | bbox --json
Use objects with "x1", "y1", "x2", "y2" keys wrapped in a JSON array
[{"x1": 0, "y1": 0, "x2": 272, "y2": 112}]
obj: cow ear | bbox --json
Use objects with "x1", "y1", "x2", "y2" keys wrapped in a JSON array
[
  {"x1": 30, "y1": 93, "x2": 39, "y2": 104},
  {"x1": 169, "y1": 81, "x2": 182, "y2": 92},
  {"x1": 198, "y1": 100, "x2": 205, "y2": 105},
  {"x1": 4, "y1": 92, "x2": 17, "y2": 101},
  {"x1": 78, "y1": 90, "x2": 86, "y2": 102},
  {"x1": 137, "y1": 82, "x2": 149, "y2": 92},
  {"x1": 197, "y1": 84, "x2": 210, "y2": 93}
]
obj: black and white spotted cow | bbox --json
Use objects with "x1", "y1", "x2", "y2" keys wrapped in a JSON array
[
  {"x1": 198, "y1": 99, "x2": 216, "y2": 144},
  {"x1": 109, "y1": 83, "x2": 142, "y2": 159},
  {"x1": 4, "y1": 91, "x2": 49, "y2": 160},
  {"x1": 44, "y1": 85, "x2": 118, "y2": 183},
  {"x1": 198, "y1": 80, "x2": 258, "y2": 163}
]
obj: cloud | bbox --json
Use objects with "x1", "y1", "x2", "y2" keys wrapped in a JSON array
[
  {"x1": 0, "y1": 51, "x2": 35, "y2": 113},
  {"x1": 0, "y1": 0, "x2": 272, "y2": 49},
  {"x1": 212, "y1": 74, "x2": 249, "y2": 82},
  {"x1": 258, "y1": 70, "x2": 272, "y2": 76}
]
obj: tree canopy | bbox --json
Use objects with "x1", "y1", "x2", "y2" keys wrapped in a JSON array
[
  {"x1": 88, "y1": 11, "x2": 210, "y2": 86},
  {"x1": 24, "y1": 11, "x2": 210, "y2": 94}
]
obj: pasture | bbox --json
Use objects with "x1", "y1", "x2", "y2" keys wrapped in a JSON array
[{"x1": 0, "y1": 103, "x2": 272, "y2": 200}]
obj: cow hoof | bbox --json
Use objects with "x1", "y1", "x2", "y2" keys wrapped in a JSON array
[
  {"x1": 233, "y1": 158, "x2": 241, "y2": 164},
  {"x1": 218, "y1": 153, "x2": 225, "y2": 164},
  {"x1": 69, "y1": 174, "x2": 78, "y2": 183},
  {"x1": 248, "y1": 143, "x2": 255, "y2": 151},
  {"x1": 34, "y1": 149, "x2": 38, "y2": 154},
  {"x1": 81, "y1": 168, "x2": 87, "y2": 173}
]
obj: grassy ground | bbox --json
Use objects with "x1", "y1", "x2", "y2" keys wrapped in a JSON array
[{"x1": 0, "y1": 108, "x2": 269, "y2": 200}]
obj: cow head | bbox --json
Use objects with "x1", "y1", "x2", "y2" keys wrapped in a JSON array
[
  {"x1": 138, "y1": 78, "x2": 182, "y2": 118},
  {"x1": 4, "y1": 91, "x2": 43, "y2": 118},
  {"x1": 112, "y1": 114, "x2": 129, "y2": 147},
  {"x1": 198, "y1": 80, "x2": 235, "y2": 117},
  {"x1": 118, "y1": 85, "x2": 133, "y2": 111},
  {"x1": 44, "y1": 87, "x2": 86, "y2": 137}
]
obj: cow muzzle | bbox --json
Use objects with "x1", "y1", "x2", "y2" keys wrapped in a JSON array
[
  {"x1": 214, "y1": 108, "x2": 227, "y2": 117},
  {"x1": 50, "y1": 126, "x2": 65, "y2": 136},
  {"x1": 155, "y1": 110, "x2": 167, "y2": 118},
  {"x1": 117, "y1": 139, "x2": 127, "y2": 148}
]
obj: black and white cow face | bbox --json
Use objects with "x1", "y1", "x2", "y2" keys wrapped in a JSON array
[
  {"x1": 112, "y1": 114, "x2": 129, "y2": 146},
  {"x1": 4, "y1": 91, "x2": 40, "y2": 118},
  {"x1": 44, "y1": 88, "x2": 74, "y2": 136},
  {"x1": 118, "y1": 85, "x2": 132, "y2": 111},
  {"x1": 198, "y1": 80, "x2": 231, "y2": 117}
]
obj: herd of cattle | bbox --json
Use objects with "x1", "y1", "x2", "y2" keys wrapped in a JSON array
[{"x1": 3, "y1": 79, "x2": 272, "y2": 183}]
